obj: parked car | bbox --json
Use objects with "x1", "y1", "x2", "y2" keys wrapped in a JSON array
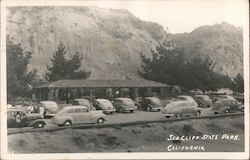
[
  {"x1": 51, "y1": 105, "x2": 106, "y2": 126},
  {"x1": 212, "y1": 97, "x2": 244, "y2": 114},
  {"x1": 93, "y1": 99, "x2": 116, "y2": 114},
  {"x1": 7, "y1": 108, "x2": 46, "y2": 128},
  {"x1": 38, "y1": 101, "x2": 59, "y2": 117},
  {"x1": 113, "y1": 98, "x2": 137, "y2": 113},
  {"x1": 193, "y1": 95, "x2": 213, "y2": 108},
  {"x1": 73, "y1": 98, "x2": 96, "y2": 110},
  {"x1": 161, "y1": 95, "x2": 201, "y2": 118},
  {"x1": 139, "y1": 97, "x2": 162, "y2": 111}
]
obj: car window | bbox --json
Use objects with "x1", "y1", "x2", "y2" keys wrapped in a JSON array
[
  {"x1": 67, "y1": 109, "x2": 73, "y2": 113},
  {"x1": 72, "y1": 101, "x2": 80, "y2": 105},
  {"x1": 82, "y1": 108, "x2": 88, "y2": 112},
  {"x1": 74, "y1": 108, "x2": 82, "y2": 113}
]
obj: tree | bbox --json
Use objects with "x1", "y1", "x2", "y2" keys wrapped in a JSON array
[
  {"x1": 7, "y1": 35, "x2": 38, "y2": 100},
  {"x1": 233, "y1": 73, "x2": 244, "y2": 93},
  {"x1": 46, "y1": 42, "x2": 91, "y2": 81},
  {"x1": 139, "y1": 35, "x2": 233, "y2": 91}
]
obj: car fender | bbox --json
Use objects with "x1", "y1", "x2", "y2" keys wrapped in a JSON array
[
  {"x1": 219, "y1": 106, "x2": 231, "y2": 113},
  {"x1": 27, "y1": 119, "x2": 46, "y2": 127},
  {"x1": 56, "y1": 116, "x2": 74, "y2": 125},
  {"x1": 91, "y1": 114, "x2": 106, "y2": 123}
]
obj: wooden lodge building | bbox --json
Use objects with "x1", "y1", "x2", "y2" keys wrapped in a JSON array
[{"x1": 34, "y1": 79, "x2": 171, "y2": 103}]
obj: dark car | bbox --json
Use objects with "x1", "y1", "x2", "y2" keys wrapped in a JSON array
[
  {"x1": 212, "y1": 97, "x2": 244, "y2": 114},
  {"x1": 139, "y1": 97, "x2": 162, "y2": 111},
  {"x1": 7, "y1": 108, "x2": 46, "y2": 128},
  {"x1": 113, "y1": 98, "x2": 137, "y2": 113}
]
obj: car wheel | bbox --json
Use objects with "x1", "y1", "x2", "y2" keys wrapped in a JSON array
[
  {"x1": 146, "y1": 106, "x2": 151, "y2": 112},
  {"x1": 110, "y1": 112, "x2": 113, "y2": 115},
  {"x1": 130, "y1": 110, "x2": 134, "y2": 113},
  {"x1": 165, "y1": 116, "x2": 171, "y2": 118},
  {"x1": 195, "y1": 111, "x2": 201, "y2": 117},
  {"x1": 35, "y1": 122, "x2": 45, "y2": 128},
  {"x1": 224, "y1": 109, "x2": 230, "y2": 114},
  {"x1": 119, "y1": 108, "x2": 123, "y2": 113},
  {"x1": 174, "y1": 114, "x2": 181, "y2": 119},
  {"x1": 96, "y1": 118, "x2": 104, "y2": 125},
  {"x1": 64, "y1": 120, "x2": 72, "y2": 126},
  {"x1": 15, "y1": 114, "x2": 22, "y2": 123}
]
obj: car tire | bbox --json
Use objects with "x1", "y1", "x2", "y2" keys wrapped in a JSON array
[
  {"x1": 174, "y1": 114, "x2": 181, "y2": 119},
  {"x1": 119, "y1": 108, "x2": 123, "y2": 113},
  {"x1": 64, "y1": 120, "x2": 72, "y2": 126},
  {"x1": 35, "y1": 122, "x2": 45, "y2": 128},
  {"x1": 165, "y1": 116, "x2": 171, "y2": 118},
  {"x1": 195, "y1": 111, "x2": 201, "y2": 117},
  {"x1": 146, "y1": 106, "x2": 151, "y2": 112},
  {"x1": 129, "y1": 110, "x2": 134, "y2": 113},
  {"x1": 96, "y1": 118, "x2": 105, "y2": 125},
  {"x1": 15, "y1": 113, "x2": 22, "y2": 123},
  {"x1": 224, "y1": 109, "x2": 230, "y2": 114}
]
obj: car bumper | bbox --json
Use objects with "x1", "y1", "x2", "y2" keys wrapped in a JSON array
[
  {"x1": 151, "y1": 107, "x2": 161, "y2": 111},
  {"x1": 161, "y1": 113, "x2": 174, "y2": 117}
]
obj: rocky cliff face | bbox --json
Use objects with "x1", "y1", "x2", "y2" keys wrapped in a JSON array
[
  {"x1": 171, "y1": 22, "x2": 243, "y2": 78},
  {"x1": 7, "y1": 7, "x2": 243, "y2": 80}
]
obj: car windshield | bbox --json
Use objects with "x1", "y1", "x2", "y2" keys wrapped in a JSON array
[
  {"x1": 149, "y1": 98, "x2": 161, "y2": 104},
  {"x1": 121, "y1": 99, "x2": 134, "y2": 105},
  {"x1": 73, "y1": 99, "x2": 90, "y2": 106},
  {"x1": 41, "y1": 101, "x2": 57, "y2": 107},
  {"x1": 97, "y1": 100, "x2": 112, "y2": 106}
]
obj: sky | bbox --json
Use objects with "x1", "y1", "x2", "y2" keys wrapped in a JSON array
[{"x1": 79, "y1": 0, "x2": 248, "y2": 33}]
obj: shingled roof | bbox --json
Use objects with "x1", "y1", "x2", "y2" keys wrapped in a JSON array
[{"x1": 35, "y1": 79, "x2": 169, "y2": 88}]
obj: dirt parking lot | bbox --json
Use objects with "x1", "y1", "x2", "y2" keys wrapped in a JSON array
[{"x1": 8, "y1": 115, "x2": 244, "y2": 153}]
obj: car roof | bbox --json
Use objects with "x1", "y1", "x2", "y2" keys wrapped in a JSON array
[
  {"x1": 62, "y1": 105, "x2": 89, "y2": 110},
  {"x1": 145, "y1": 97, "x2": 159, "y2": 100},
  {"x1": 7, "y1": 108, "x2": 26, "y2": 112},
  {"x1": 95, "y1": 99, "x2": 111, "y2": 102},
  {"x1": 178, "y1": 95, "x2": 193, "y2": 99},
  {"x1": 74, "y1": 98, "x2": 89, "y2": 101},
  {"x1": 116, "y1": 97, "x2": 132, "y2": 100},
  {"x1": 40, "y1": 101, "x2": 57, "y2": 104}
]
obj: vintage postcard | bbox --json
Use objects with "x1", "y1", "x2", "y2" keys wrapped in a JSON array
[{"x1": 0, "y1": 0, "x2": 249, "y2": 159}]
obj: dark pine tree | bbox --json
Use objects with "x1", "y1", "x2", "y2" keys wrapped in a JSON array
[
  {"x1": 46, "y1": 42, "x2": 91, "y2": 82},
  {"x1": 7, "y1": 35, "x2": 38, "y2": 100}
]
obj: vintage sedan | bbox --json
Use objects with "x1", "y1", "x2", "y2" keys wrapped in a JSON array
[
  {"x1": 139, "y1": 97, "x2": 162, "y2": 111},
  {"x1": 51, "y1": 106, "x2": 106, "y2": 126},
  {"x1": 193, "y1": 95, "x2": 213, "y2": 108},
  {"x1": 39, "y1": 101, "x2": 59, "y2": 117},
  {"x1": 93, "y1": 99, "x2": 116, "y2": 114},
  {"x1": 161, "y1": 95, "x2": 201, "y2": 118},
  {"x1": 7, "y1": 108, "x2": 46, "y2": 128},
  {"x1": 113, "y1": 98, "x2": 137, "y2": 113},
  {"x1": 212, "y1": 97, "x2": 244, "y2": 114},
  {"x1": 73, "y1": 98, "x2": 96, "y2": 110}
]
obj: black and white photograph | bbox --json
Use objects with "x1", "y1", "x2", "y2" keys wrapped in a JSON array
[{"x1": 0, "y1": 0, "x2": 249, "y2": 159}]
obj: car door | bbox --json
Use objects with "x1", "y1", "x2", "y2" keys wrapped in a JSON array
[
  {"x1": 81, "y1": 108, "x2": 92, "y2": 123},
  {"x1": 7, "y1": 111, "x2": 16, "y2": 127},
  {"x1": 72, "y1": 108, "x2": 83, "y2": 124}
]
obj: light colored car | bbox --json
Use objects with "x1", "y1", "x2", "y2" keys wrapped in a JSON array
[
  {"x1": 161, "y1": 95, "x2": 201, "y2": 118},
  {"x1": 212, "y1": 97, "x2": 244, "y2": 114},
  {"x1": 39, "y1": 101, "x2": 59, "y2": 117},
  {"x1": 193, "y1": 95, "x2": 213, "y2": 108},
  {"x1": 73, "y1": 98, "x2": 96, "y2": 110},
  {"x1": 113, "y1": 98, "x2": 137, "y2": 113},
  {"x1": 51, "y1": 105, "x2": 106, "y2": 126},
  {"x1": 93, "y1": 99, "x2": 116, "y2": 114}
]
